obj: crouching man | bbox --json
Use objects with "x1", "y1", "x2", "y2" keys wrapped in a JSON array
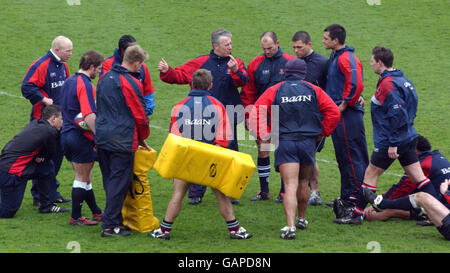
[{"x1": 0, "y1": 105, "x2": 68, "y2": 217}]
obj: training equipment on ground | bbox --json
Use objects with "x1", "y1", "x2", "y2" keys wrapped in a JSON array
[
  {"x1": 74, "y1": 112, "x2": 90, "y2": 130},
  {"x1": 154, "y1": 133, "x2": 256, "y2": 199},
  {"x1": 122, "y1": 146, "x2": 160, "y2": 233}
]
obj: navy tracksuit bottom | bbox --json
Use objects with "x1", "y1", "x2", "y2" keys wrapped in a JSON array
[
  {"x1": 0, "y1": 160, "x2": 54, "y2": 218},
  {"x1": 331, "y1": 107, "x2": 369, "y2": 202},
  {"x1": 98, "y1": 148, "x2": 134, "y2": 230}
]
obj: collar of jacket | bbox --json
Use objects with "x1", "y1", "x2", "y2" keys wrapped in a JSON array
[
  {"x1": 47, "y1": 50, "x2": 63, "y2": 64},
  {"x1": 113, "y1": 48, "x2": 123, "y2": 64},
  {"x1": 75, "y1": 72, "x2": 93, "y2": 82},
  {"x1": 301, "y1": 50, "x2": 315, "y2": 62},
  {"x1": 112, "y1": 63, "x2": 132, "y2": 74},
  {"x1": 380, "y1": 69, "x2": 404, "y2": 78},
  {"x1": 331, "y1": 46, "x2": 355, "y2": 60},
  {"x1": 188, "y1": 89, "x2": 211, "y2": 97},
  {"x1": 285, "y1": 73, "x2": 305, "y2": 81},
  {"x1": 266, "y1": 47, "x2": 283, "y2": 60},
  {"x1": 209, "y1": 49, "x2": 230, "y2": 62}
]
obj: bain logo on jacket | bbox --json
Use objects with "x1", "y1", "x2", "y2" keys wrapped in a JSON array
[
  {"x1": 184, "y1": 119, "x2": 211, "y2": 126},
  {"x1": 442, "y1": 167, "x2": 450, "y2": 175},
  {"x1": 280, "y1": 95, "x2": 312, "y2": 103},
  {"x1": 51, "y1": 80, "x2": 65, "y2": 89}
]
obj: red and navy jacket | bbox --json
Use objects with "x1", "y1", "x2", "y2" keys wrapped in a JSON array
[
  {"x1": 60, "y1": 72, "x2": 97, "y2": 141},
  {"x1": 325, "y1": 46, "x2": 364, "y2": 111},
  {"x1": 370, "y1": 69, "x2": 418, "y2": 149},
  {"x1": 241, "y1": 48, "x2": 295, "y2": 108},
  {"x1": 301, "y1": 51, "x2": 329, "y2": 90},
  {"x1": 21, "y1": 50, "x2": 70, "y2": 120},
  {"x1": 95, "y1": 64, "x2": 150, "y2": 153},
  {"x1": 100, "y1": 48, "x2": 156, "y2": 116},
  {"x1": 250, "y1": 74, "x2": 340, "y2": 141},
  {"x1": 0, "y1": 119, "x2": 59, "y2": 178},
  {"x1": 160, "y1": 50, "x2": 249, "y2": 108},
  {"x1": 170, "y1": 89, "x2": 231, "y2": 148}
]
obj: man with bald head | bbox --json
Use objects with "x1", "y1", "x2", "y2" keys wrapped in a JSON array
[
  {"x1": 22, "y1": 35, "x2": 73, "y2": 206},
  {"x1": 241, "y1": 31, "x2": 296, "y2": 202}
]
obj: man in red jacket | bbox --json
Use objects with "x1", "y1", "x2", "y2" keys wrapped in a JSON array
[
  {"x1": 158, "y1": 28, "x2": 248, "y2": 205},
  {"x1": 241, "y1": 31, "x2": 296, "y2": 202},
  {"x1": 250, "y1": 59, "x2": 340, "y2": 239}
]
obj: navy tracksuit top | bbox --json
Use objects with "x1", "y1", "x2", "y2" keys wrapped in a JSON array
[
  {"x1": 21, "y1": 51, "x2": 70, "y2": 120},
  {"x1": 371, "y1": 69, "x2": 418, "y2": 149}
]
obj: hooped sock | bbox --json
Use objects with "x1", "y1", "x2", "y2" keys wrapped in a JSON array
[{"x1": 257, "y1": 157, "x2": 270, "y2": 194}]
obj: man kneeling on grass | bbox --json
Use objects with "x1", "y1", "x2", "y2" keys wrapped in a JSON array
[
  {"x1": 148, "y1": 69, "x2": 252, "y2": 240},
  {"x1": 0, "y1": 105, "x2": 68, "y2": 217}
]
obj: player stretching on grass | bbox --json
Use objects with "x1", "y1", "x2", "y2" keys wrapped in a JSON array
[{"x1": 364, "y1": 179, "x2": 450, "y2": 240}]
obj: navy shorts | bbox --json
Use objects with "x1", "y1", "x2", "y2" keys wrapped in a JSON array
[
  {"x1": 274, "y1": 137, "x2": 316, "y2": 172},
  {"x1": 61, "y1": 129, "x2": 97, "y2": 163},
  {"x1": 437, "y1": 213, "x2": 450, "y2": 240},
  {"x1": 370, "y1": 138, "x2": 419, "y2": 170}
]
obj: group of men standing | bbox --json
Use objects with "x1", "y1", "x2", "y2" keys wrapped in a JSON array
[{"x1": 0, "y1": 23, "x2": 448, "y2": 241}]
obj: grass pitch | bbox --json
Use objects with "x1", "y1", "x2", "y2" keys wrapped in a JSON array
[{"x1": 0, "y1": 0, "x2": 448, "y2": 253}]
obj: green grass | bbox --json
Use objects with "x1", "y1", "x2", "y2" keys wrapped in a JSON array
[{"x1": 0, "y1": 0, "x2": 449, "y2": 253}]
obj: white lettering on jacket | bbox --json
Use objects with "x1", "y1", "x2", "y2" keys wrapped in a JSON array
[{"x1": 280, "y1": 95, "x2": 312, "y2": 103}]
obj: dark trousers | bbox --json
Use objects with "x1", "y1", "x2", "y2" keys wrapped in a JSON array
[
  {"x1": 0, "y1": 160, "x2": 54, "y2": 218},
  {"x1": 31, "y1": 138, "x2": 63, "y2": 202},
  {"x1": 331, "y1": 107, "x2": 369, "y2": 201},
  {"x1": 98, "y1": 148, "x2": 134, "y2": 230}
]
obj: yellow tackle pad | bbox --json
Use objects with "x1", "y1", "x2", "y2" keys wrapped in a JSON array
[
  {"x1": 154, "y1": 133, "x2": 255, "y2": 199},
  {"x1": 122, "y1": 146, "x2": 160, "y2": 233}
]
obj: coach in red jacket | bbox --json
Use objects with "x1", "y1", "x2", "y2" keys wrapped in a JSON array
[
  {"x1": 158, "y1": 28, "x2": 248, "y2": 204},
  {"x1": 96, "y1": 45, "x2": 150, "y2": 237},
  {"x1": 158, "y1": 28, "x2": 248, "y2": 152},
  {"x1": 250, "y1": 59, "x2": 340, "y2": 239}
]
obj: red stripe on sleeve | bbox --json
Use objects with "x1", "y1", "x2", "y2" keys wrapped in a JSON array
[
  {"x1": 338, "y1": 51, "x2": 364, "y2": 107},
  {"x1": 169, "y1": 96, "x2": 191, "y2": 136},
  {"x1": 241, "y1": 55, "x2": 265, "y2": 108},
  {"x1": 120, "y1": 75, "x2": 150, "y2": 144},
  {"x1": 250, "y1": 82, "x2": 281, "y2": 140},
  {"x1": 208, "y1": 96, "x2": 231, "y2": 148},
  {"x1": 77, "y1": 76, "x2": 96, "y2": 117},
  {"x1": 141, "y1": 63, "x2": 155, "y2": 95},
  {"x1": 375, "y1": 77, "x2": 394, "y2": 105},
  {"x1": 160, "y1": 56, "x2": 209, "y2": 86}
]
